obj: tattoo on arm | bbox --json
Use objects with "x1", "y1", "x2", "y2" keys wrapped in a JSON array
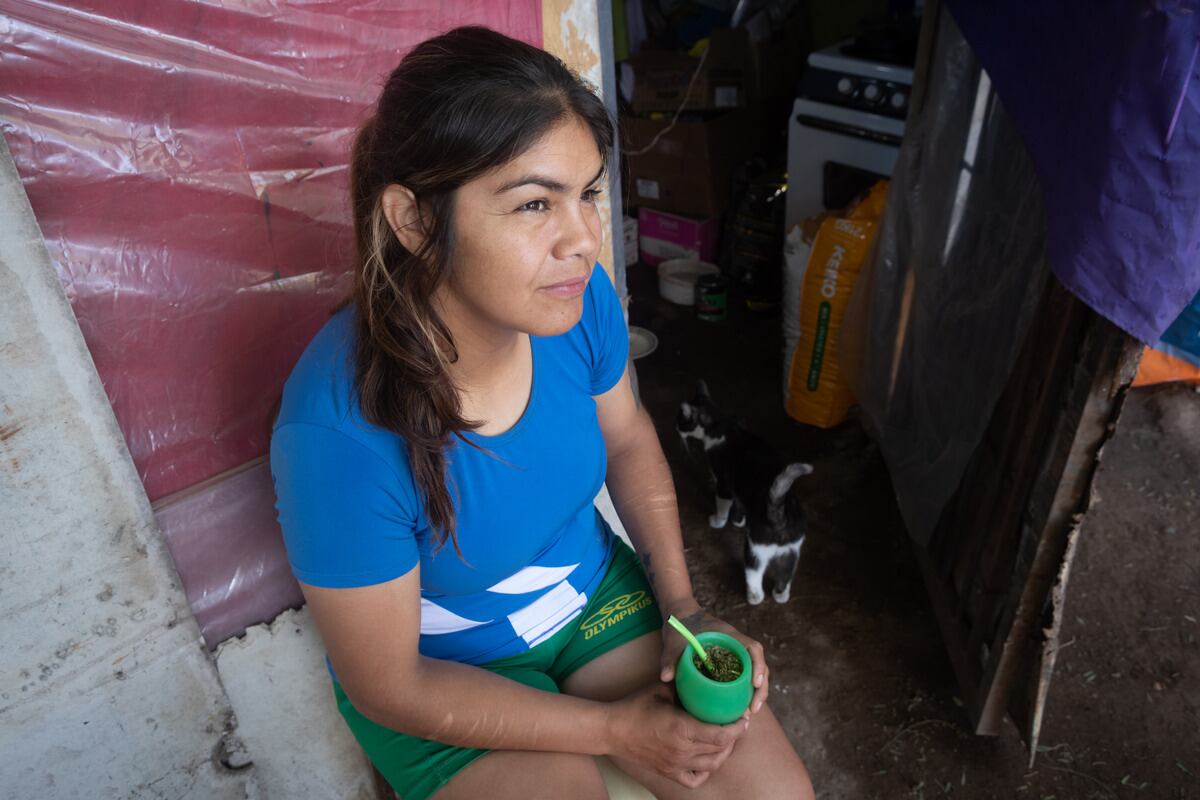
[
  {"x1": 639, "y1": 552, "x2": 657, "y2": 594},
  {"x1": 679, "y1": 609, "x2": 717, "y2": 631}
]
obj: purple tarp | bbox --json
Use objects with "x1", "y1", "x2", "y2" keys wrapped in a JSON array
[{"x1": 947, "y1": 0, "x2": 1200, "y2": 344}]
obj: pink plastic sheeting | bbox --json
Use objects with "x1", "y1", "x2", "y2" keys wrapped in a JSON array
[
  {"x1": 153, "y1": 460, "x2": 303, "y2": 648},
  {"x1": 1, "y1": 0, "x2": 541, "y2": 645},
  {"x1": 1, "y1": 0, "x2": 542, "y2": 502}
]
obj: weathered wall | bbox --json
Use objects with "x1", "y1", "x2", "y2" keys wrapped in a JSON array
[
  {"x1": 0, "y1": 135, "x2": 256, "y2": 798},
  {"x1": 543, "y1": 0, "x2": 624, "y2": 288},
  {"x1": 214, "y1": 609, "x2": 377, "y2": 800}
]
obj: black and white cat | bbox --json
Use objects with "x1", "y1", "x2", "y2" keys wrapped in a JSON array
[{"x1": 675, "y1": 381, "x2": 813, "y2": 605}]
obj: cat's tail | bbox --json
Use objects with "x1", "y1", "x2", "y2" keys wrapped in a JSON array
[{"x1": 770, "y1": 462, "x2": 814, "y2": 504}]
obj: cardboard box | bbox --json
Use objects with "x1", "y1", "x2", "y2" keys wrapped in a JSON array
[
  {"x1": 627, "y1": 28, "x2": 753, "y2": 114},
  {"x1": 637, "y1": 207, "x2": 720, "y2": 267},
  {"x1": 622, "y1": 108, "x2": 755, "y2": 217}
]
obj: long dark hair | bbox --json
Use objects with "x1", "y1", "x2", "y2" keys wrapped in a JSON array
[{"x1": 349, "y1": 26, "x2": 613, "y2": 555}]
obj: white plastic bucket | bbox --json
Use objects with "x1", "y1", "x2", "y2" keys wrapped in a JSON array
[{"x1": 657, "y1": 258, "x2": 720, "y2": 306}]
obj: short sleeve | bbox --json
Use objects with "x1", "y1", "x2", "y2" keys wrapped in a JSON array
[
  {"x1": 582, "y1": 264, "x2": 630, "y2": 395},
  {"x1": 270, "y1": 423, "x2": 420, "y2": 588}
]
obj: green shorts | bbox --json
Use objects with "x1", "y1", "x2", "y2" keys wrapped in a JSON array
[{"x1": 333, "y1": 537, "x2": 662, "y2": 800}]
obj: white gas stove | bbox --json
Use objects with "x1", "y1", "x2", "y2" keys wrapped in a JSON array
[{"x1": 785, "y1": 40, "x2": 915, "y2": 230}]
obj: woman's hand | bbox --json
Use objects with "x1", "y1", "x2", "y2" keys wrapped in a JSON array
[
  {"x1": 605, "y1": 682, "x2": 748, "y2": 788},
  {"x1": 659, "y1": 604, "x2": 770, "y2": 717}
]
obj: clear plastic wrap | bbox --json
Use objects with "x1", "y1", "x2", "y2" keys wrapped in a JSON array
[
  {"x1": 843, "y1": 10, "x2": 1049, "y2": 545},
  {"x1": 1, "y1": 0, "x2": 542, "y2": 501},
  {"x1": 1, "y1": 0, "x2": 542, "y2": 644},
  {"x1": 153, "y1": 460, "x2": 304, "y2": 648}
]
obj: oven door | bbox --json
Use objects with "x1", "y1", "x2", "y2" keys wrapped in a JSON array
[{"x1": 785, "y1": 97, "x2": 905, "y2": 230}]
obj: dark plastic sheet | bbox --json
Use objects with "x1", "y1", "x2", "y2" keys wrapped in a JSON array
[{"x1": 844, "y1": 9, "x2": 1049, "y2": 545}]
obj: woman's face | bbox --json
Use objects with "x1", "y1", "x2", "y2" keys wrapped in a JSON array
[{"x1": 441, "y1": 116, "x2": 605, "y2": 338}]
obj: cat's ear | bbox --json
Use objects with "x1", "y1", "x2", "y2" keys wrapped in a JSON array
[{"x1": 695, "y1": 379, "x2": 711, "y2": 399}]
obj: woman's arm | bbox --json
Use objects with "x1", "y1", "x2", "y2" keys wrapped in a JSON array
[
  {"x1": 301, "y1": 569, "x2": 745, "y2": 780},
  {"x1": 594, "y1": 367, "x2": 699, "y2": 620},
  {"x1": 303, "y1": 569, "x2": 606, "y2": 751},
  {"x1": 594, "y1": 365, "x2": 771, "y2": 712}
]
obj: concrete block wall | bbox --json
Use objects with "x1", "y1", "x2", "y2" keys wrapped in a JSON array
[
  {"x1": 0, "y1": 136, "x2": 257, "y2": 798},
  {"x1": 215, "y1": 609, "x2": 379, "y2": 800}
]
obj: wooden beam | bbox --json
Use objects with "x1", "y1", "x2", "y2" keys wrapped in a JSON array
[
  {"x1": 920, "y1": 278, "x2": 1138, "y2": 741},
  {"x1": 981, "y1": 312, "x2": 1140, "y2": 744}
]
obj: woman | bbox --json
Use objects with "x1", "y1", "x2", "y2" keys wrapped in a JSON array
[{"x1": 271, "y1": 25, "x2": 814, "y2": 800}]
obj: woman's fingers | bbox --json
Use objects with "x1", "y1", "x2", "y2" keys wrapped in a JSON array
[
  {"x1": 673, "y1": 769, "x2": 712, "y2": 789},
  {"x1": 614, "y1": 683, "x2": 746, "y2": 783},
  {"x1": 659, "y1": 640, "x2": 682, "y2": 682},
  {"x1": 682, "y1": 741, "x2": 737, "y2": 774},
  {"x1": 742, "y1": 635, "x2": 770, "y2": 714},
  {"x1": 663, "y1": 610, "x2": 774, "y2": 714},
  {"x1": 687, "y1": 717, "x2": 748, "y2": 750},
  {"x1": 671, "y1": 739, "x2": 738, "y2": 788}
]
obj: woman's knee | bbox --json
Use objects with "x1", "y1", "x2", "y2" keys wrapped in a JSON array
[
  {"x1": 710, "y1": 708, "x2": 814, "y2": 800},
  {"x1": 735, "y1": 745, "x2": 813, "y2": 800},
  {"x1": 790, "y1": 760, "x2": 816, "y2": 800},
  {"x1": 760, "y1": 724, "x2": 814, "y2": 799}
]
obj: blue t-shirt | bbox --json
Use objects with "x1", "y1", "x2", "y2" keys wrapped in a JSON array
[{"x1": 270, "y1": 264, "x2": 628, "y2": 665}]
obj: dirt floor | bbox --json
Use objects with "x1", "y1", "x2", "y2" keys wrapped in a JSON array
[{"x1": 627, "y1": 264, "x2": 1200, "y2": 799}]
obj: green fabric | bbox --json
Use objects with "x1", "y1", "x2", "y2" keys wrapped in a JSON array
[{"x1": 334, "y1": 538, "x2": 661, "y2": 800}]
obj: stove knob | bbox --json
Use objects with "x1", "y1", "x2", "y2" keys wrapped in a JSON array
[
  {"x1": 837, "y1": 77, "x2": 855, "y2": 95},
  {"x1": 862, "y1": 83, "x2": 881, "y2": 102},
  {"x1": 890, "y1": 91, "x2": 908, "y2": 111}
]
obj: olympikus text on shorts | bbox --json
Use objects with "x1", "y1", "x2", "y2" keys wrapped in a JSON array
[{"x1": 579, "y1": 591, "x2": 654, "y2": 640}]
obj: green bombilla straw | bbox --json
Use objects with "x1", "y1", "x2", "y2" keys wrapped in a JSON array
[{"x1": 667, "y1": 614, "x2": 712, "y2": 669}]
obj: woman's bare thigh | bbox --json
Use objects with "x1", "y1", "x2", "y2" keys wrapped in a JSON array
[
  {"x1": 434, "y1": 632, "x2": 663, "y2": 799},
  {"x1": 433, "y1": 749, "x2": 608, "y2": 800},
  {"x1": 559, "y1": 629, "x2": 663, "y2": 701}
]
